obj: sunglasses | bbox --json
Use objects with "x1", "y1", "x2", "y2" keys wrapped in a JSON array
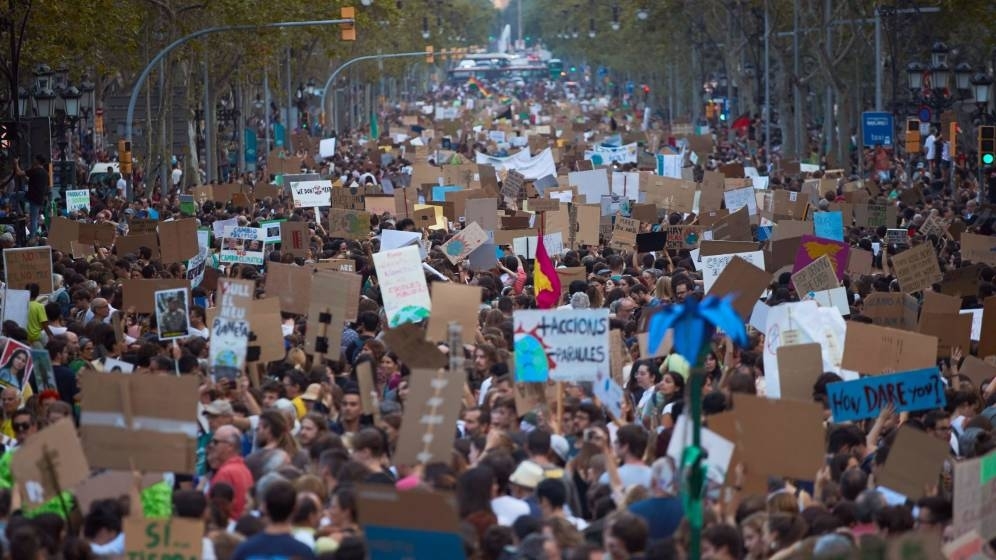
[
  {"x1": 12, "y1": 422, "x2": 31, "y2": 432},
  {"x1": 208, "y1": 438, "x2": 232, "y2": 446}
]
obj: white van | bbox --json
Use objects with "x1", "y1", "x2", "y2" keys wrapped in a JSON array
[{"x1": 87, "y1": 162, "x2": 120, "y2": 186}]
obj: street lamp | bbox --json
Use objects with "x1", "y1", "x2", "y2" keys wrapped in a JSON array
[
  {"x1": 971, "y1": 73, "x2": 995, "y2": 124},
  {"x1": 421, "y1": 16, "x2": 430, "y2": 39},
  {"x1": 907, "y1": 62, "x2": 924, "y2": 91},
  {"x1": 17, "y1": 87, "x2": 29, "y2": 118},
  {"x1": 636, "y1": 7, "x2": 649, "y2": 20},
  {"x1": 955, "y1": 62, "x2": 974, "y2": 92},
  {"x1": 588, "y1": 18, "x2": 596, "y2": 39},
  {"x1": 610, "y1": 5, "x2": 620, "y2": 31}
]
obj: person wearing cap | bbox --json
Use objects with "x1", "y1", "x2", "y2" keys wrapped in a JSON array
[
  {"x1": 207, "y1": 425, "x2": 253, "y2": 521},
  {"x1": 523, "y1": 429, "x2": 582, "y2": 518},
  {"x1": 198, "y1": 399, "x2": 235, "y2": 477}
]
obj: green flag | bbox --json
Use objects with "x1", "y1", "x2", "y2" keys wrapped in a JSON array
[{"x1": 370, "y1": 111, "x2": 379, "y2": 140}]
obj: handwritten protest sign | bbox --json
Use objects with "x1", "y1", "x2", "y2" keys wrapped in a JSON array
[
  {"x1": 372, "y1": 245, "x2": 431, "y2": 328},
  {"x1": 813, "y1": 211, "x2": 843, "y2": 241},
  {"x1": 65, "y1": 189, "x2": 90, "y2": 213},
  {"x1": 961, "y1": 233, "x2": 996, "y2": 266},
  {"x1": 219, "y1": 226, "x2": 264, "y2": 266},
  {"x1": 700, "y1": 251, "x2": 765, "y2": 294},
  {"x1": 892, "y1": 242, "x2": 943, "y2": 294},
  {"x1": 723, "y1": 186, "x2": 757, "y2": 217},
  {"x1": 791, "y1": 255, "x2": 839, "y2": 295},
  {"x1": 328, "y1": 208, "x2": 371, "y2": 240},
  {"x1": 290, "y1": 180, "x2": 332, "y2": 208},
  {"x1": 826, "y1": 367, "x2": 945, "y2": 422},
  {"x1": 440, "y1": 222, "x2": 489, "y2": 265},
  {"x1": 124, "y1": 517, "x2": 203, "y2": 560},
  {"x1": 3, "y1": 246, "x2": 53, "y2": 294},
  {"x1": 514, "y1": 309, "x2": 610, "y2": 382}
]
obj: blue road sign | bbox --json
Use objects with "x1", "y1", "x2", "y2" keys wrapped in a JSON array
[{"x1": 861, "y1": 111, "x2": 894, "y2": 147}]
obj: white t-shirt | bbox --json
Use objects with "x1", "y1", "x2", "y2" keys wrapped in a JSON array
[
  {"x1": 491, "y1": 496, "x2": 531, "y2": 526},
  {"x1": 188, "y1": 325, "x2": 210, "y2": 339},
  {"x1": 924, "y1": 134, "x2": 937, "y2": 159},
  {"x1": 172, "y1": 168, "x2": 183, "y2": 186}
]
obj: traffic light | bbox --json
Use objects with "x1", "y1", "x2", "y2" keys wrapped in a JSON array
[
  {"x1": 980, "y1": 125, "x2": 996, "y2": 166},
  {"x1": 340, "y1": 7, "x2": 356, "y2": 41},
  {"x1": 426, "y1": 45, "x2": 434, "y2": 64},
  {"x1": 905, "y1": 119, "x2": 921, "y2": 155},
  {"x1": 118, "y1": 139, "x2": 132, "y2": 176}
]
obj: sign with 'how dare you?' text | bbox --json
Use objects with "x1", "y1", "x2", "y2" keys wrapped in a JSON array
[
  {"x1": 514, "y1": 309, "x2": 610, "y2": 383},
  {"x1": 827, "y1": 367, "x2": 946, "y2": 422}
]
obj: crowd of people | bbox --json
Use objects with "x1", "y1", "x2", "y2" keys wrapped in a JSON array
[{"x1": 0, "y1": 76, "x2": 993, "y2": 560}]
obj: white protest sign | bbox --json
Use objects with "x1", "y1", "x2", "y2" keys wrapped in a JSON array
[
  {"x1": 723, "y1": 186, "x2": 758, "y2": 216},
  {"x1": 289, "y1": 180, "x2": 332, "y2": 208},
  {"x1": 700, "y1": 251, "x2": 765, "y2": 294},
  {"x1": 65, "y1": 189, "x2": 91, "y2": 213},
  {"x1": 513, "y1": 309, "x2": 610, "y2": 382},
  {"x1": 372, "y1": 245, "x2": 431, "y2": 328}
]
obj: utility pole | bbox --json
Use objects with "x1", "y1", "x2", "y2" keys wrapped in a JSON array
[
  {"x1": 793, "y1": 0, "x2": 802, "y2": 160},
  {"x1": 823, "y1": 0, "x2": 833, "y2": 162},
  {"x1": 764, "y1": 0, "x2": 771, "y2": 171}
]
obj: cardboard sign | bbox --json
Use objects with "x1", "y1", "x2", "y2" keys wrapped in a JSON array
[
  {"x1": 862, "y1": 292, "x2": 919, "y2": 331},
  {"x1": 608, "y1": 216, "x2": 639, "y2": 251},
  {"x1": 706, "y1": 256, "x2": 771, "y2": 321},
  {"x1": 357, "y1": 485, "x2": 463, "y2": 558},
  {"x1": 329, "y1": 209, "x2": 371, "y2": 241},
  {"x1": 892, "y1": 242, "x2": 943, "y2": 294},
  {"x1": 954, "y1": 455, "x2": 996, "y2": 541},
  {"x1": 440, "y1": 222, "x2": 489, "y2": 265},
  {"x1": 394, "y1": 368, "x2": 465, "y2": 466},
  {"x1": 513, "y1": 309, "x2": 610, "y2": 382},
  {"x1": 280, "y1": 221, "x2": 312, "y2": 257},
  {"x1": 158, "y1": 219, "x2": 199, "y2": 264},
  {"x1": 263, "y1": 262, "x2": 312, "y2": 315},
  {"x1": 711, "y1": 394, "x2": 824, "y2": 482},
  {"x1": 877, "y1": 425, "x2": 951, "y2": 499},
  {"x1": 382, "y1": 323, "x2": 447, "y2": 370},
  {"x1": 116, "y1": 233, "x2": 160, "y2": 260},
  {"x1": 373, "y1": 245, "x2": 431, "y2": 328},
  {"x1": 49, "y1": 217, "x2": 78, "y2": 253},
  {"x1": 79, "y1": 372, "x2": 199, "y2": 473},
  {"x1": 854, "y1": 203, "x2": 896, "y2": 228},
  {"x1": 10, "y1": 418, "x2": 88, "y2": 507},
  {"x1": 793, "y1": 235, "x2": 849, "y2": 282},
  {"x1": 464, "y1": 197, "x2": 498, "y2": 232},
  {"x1": 841, "y1": 322, "x2": 938, "y2": 374},
  {"x1": 775, "y1": 343, "x2": 825, "y2": 402},
  {"x1": 501, "y1": 169, "x2": 526, "y2": 200},
  {"x1": 123, "y1": 517, "x2": 203, "y2": 560},
  {"x1": 918, "y1": 312, "x2": 972, "y2": 359},
  {"x1": 700, "y1": 251, "x2": 765, "y2": 294},
  {"x1": 665, "y1": 225, "x2": 703, "y2": 250},
  {"x1": 709, "y1": 207, "x2": 751, "y2": 242},
  {"x1": 723, "y1": 186, "x2": 757, "y2": 217},
  {"x1": 129, "y1": 218, "x2": 158, "y2": 235},
  {"x1": 979, "y1": 296, "x2": 996, "y2": 359},
  {"x1": 847, "y1": 249, "x2": 874, "y2": 277},
  {"x1": 827, "y1": 367, "x2": 945, "y2": 422},
  {"x1": 961, "y1": 232, "x2": 996, "y2": 266},
  {"x1": 122, "y1": 279, "x2": 190, "y2": 315},
  {"x1": 425, "y1": 283, "x2": 482, "y2": 342},
  {"x1": 78, "y1": 222, "x2": 116, "y2": 246},
  {"x1": 791, "y1": 255, "x2": 839, "y2": 295},
  {"x1": 3, "y1": 246, "x2": 53, "y2": 294}
]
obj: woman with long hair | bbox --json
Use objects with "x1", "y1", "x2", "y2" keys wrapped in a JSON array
[
  {"x1": 0, "y1": 348, "x2": 29, "y2": 390},
  {"x1": 457, "y1": 466, "x2": 498, "y2": 543}
]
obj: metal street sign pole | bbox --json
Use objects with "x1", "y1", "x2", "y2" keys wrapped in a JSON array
[{"x1": 124, "y1": 18, "x2": 354, "y2": 200}]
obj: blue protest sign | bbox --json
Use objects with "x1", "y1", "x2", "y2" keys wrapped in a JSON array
[
  {"x1": 827, "y1": 367, "x2": 945, "y2": 422},
  {"x1": 365, "y1": 527, "x2": 465, "y2": 560},
  {"x1": 432, "y1": 185, "x2": 463, "y2": 202},
  {"x1": 814, "y1": 211, "x2": 844, "y2": 242},
  {"x1": 861, "y1": 111, "x2": 894, "y2": 147}
]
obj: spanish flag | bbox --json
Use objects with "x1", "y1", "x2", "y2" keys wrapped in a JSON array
[{"x1": 533, "y1": 232, "x2": 561, "y2": 309}]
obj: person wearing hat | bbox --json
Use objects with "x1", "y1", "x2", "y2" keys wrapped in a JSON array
[
  {"x1": 508, "y1": 460, "x2": 543, "y2": 518},
  {"x1": 198, "y1": 399, "x2": 235, "y2": 476}
]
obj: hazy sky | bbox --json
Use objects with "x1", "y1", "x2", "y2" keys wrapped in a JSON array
[{"x1": 493, "y1": 0, "x2": 510, "y2": 9}]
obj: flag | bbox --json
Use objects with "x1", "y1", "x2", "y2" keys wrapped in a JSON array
[
  {"x1": 496, "y1": 106, "x2": 513, "y2": 121},
  {"x1": 370, "y1": 111, "x2": 379, "y2": 139},
  {"x1": 533, "y1": 233, "x2": 561, "y2": 309}
]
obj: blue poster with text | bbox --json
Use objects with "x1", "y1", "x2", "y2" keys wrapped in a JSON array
[{"x1": 827, "y1": 367, "x2": 945, "y2": 422}]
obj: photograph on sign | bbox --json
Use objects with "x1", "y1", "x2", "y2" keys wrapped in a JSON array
[{"x1": 155, "y1": 288, "x2": 190, "y2": 340}]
